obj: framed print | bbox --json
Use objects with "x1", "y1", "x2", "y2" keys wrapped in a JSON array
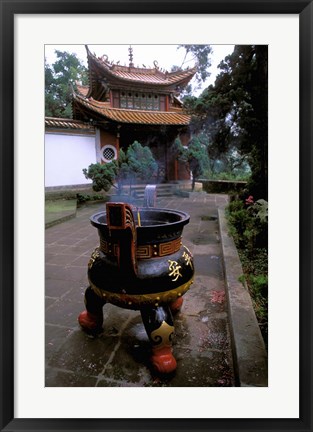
[{"x1": 1, "y1": 1, "x2": 312, "y2": 431}]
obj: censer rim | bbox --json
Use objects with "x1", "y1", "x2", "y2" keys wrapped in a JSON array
[{"x1": 89, "y1": 207, "x2": 190, "y2": 229}]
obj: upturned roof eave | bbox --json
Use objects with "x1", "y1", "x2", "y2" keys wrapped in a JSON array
[
  {"x1": 45, "y1": 116, "x2": 96, "y2": 131},
  {"x1": 72, "y1": 93, "x2": 190, "y2": 126},
  {"x1": 85, "y1": 45, "x2": 196, "y2": 90}
]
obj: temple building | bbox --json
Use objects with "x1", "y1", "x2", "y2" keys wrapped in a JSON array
[{"x1": 45, "y1": 45, "x2": 197, "y2": 188}]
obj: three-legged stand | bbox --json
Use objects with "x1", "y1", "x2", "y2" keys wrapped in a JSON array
[
  {"x1": 140, "y1": 305, "x2": 176, "y2": 374},
  {"x1": 78, "y1": 286, "x2": 183, "y2": 374},
  {"x1": 78, "y1": 286, "x2": 105, "y2": 333}
]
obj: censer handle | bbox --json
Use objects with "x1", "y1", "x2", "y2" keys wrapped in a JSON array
[{"x1": 106, "y1": 203, "x2": 137, "y2": 276}]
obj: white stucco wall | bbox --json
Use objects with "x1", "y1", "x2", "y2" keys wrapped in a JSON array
[{"x1": 45, "y1": 132, "x2": 96, "y2": 187}]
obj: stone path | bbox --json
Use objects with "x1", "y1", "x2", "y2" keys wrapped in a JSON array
[{"x1": 45, "y1": 192, "x2": 236, "y2": 387}]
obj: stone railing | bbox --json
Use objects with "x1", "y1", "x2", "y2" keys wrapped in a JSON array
[{"x1": 199, "y1": 179, "x2": 247, "y2": 194}]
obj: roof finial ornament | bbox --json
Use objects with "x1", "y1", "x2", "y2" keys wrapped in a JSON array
[{"x1": 128, "y1": 45, "x2": 134, "y2": 67}]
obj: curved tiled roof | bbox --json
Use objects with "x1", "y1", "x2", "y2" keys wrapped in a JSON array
[
  {"x1": 73, "y1": 94, "x2": 190, "y2": 126},
  {"x1": 45, "y1": 117, "x2": 95, "y2": 131},
  {"x1": 105, "y1": 65, "x2": 197, "y2": 86},
  {"x1": 75, "y1": 83, "x2": 89, "y2": 97},
  {"x1": 85, "y1": 45, "x2": 197, "y2": 89}
]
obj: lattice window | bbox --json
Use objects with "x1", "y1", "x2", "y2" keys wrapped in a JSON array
[
  {"x1": 146, "y1": 94, "x2": 153, "y2": 110},
  {"x1": 134, "y1": 93, "x2": 141, "y2": 109},
  {"x1": 116, "y1": 91, "x2": 162, "y2": 111},
  {"x1": 120, "y1": 92, "x2": 127, "y2": 108},
  {"x1": 102, "y1": 145, "x2": 117, "y2": 162},
  {"x1": 127, "y1": 92, "x2": 133, "y2": 109},
  {"x1": 153, "y1": 94, "x2": 159, "y2": 110}
]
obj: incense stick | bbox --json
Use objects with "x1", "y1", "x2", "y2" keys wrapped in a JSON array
[{"x1": 137, "y1": 209, "x2": 141, "y2": 227}]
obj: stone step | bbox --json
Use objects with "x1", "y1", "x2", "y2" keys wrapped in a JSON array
[{"x1": 129, "y1": 184, "x2": 176, "y2": 198}]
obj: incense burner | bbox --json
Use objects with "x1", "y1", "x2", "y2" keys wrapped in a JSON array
[{"x1": 78, "y1": 201, "x2": 194, "y2": 374}]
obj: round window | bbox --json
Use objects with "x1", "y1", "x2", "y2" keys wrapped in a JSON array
[{"x1": 102, "y1": 145, "x2": 117, "y2": 162}]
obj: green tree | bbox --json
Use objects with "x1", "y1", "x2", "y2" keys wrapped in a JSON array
[
  {"x1": 124, "y1": 141, "x2": 158, "y2": 182},
  {"x1": 83, "y1": 141, "x2": 157, "y2": 193},
  {"x1": 169, "y1": 45, "x2": 213, "y2": 96},
  {"x1": 184, "y1": 45, "x2": 268, "y2": 199},
  {"x1": 83, "y1": 160, "x2": 119, "y2": 192},
  {"x1": 179, "y1": 45, "x2": 212, "y2": 81},
  {"x1": 45, "y1": 50, "x2": 88, "y2": 118},
  {"x1": 174, "y1": 136, "x2": 210, "y2": 191}
]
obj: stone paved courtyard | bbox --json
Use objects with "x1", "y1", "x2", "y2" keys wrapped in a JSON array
[{"x1": 45, "y1": 192, "x2": 242, "y2": 387}]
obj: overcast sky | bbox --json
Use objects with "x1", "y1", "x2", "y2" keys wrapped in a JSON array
[{"x1": 45, "y1": 44, "x2": 234, "y2": 94}]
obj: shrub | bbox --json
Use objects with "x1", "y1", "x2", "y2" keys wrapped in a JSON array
[
  {"x1": 227, "y1": 197, "x2": 268, "y2": 250},
  {"x1": 226, "y1": 196, "x2": 268, "y2": 346},
  {"x1": 76, "y1": 193, "x2": 105, "y2": 204},
  {"x1": 82, "y1": 141, "x2": 157, "y2": 194},
  {"x1": 83, "y1": 161, "x2": 118, "y2": 192}
]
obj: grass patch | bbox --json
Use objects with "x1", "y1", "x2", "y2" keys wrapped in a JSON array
[{"x1": 45, "y1": 199, "x2": 77, "y2": 227}]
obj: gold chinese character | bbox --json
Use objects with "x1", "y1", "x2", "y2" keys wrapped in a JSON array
[
  {"x1": 182, "y1": 251, "x2": 193, "y2": 269},
  {"x1": 168, "y1": 260, "x2": 182, "y2": 282},
  {"x1": 88, "y1": 248, "x2": 100, "y2": 269}
]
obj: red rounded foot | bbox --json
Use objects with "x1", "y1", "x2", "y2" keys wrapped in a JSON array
[
  {"x1": 151, "y1": 347, "x2": 177, "y2": 374},
  {"x1": 78, "y1": 310, "x2": 103, "y2": 333},
  {"x1": 170, "y1": 297, "x2": 184, "y2": 314}
]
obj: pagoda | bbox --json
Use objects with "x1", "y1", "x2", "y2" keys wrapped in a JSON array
[{"x1": 71, "y1": 45, "x2": 197, "y2": 182}]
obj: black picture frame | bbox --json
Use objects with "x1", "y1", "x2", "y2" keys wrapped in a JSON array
[{"x1": 1, "y1": 1, "x2": 312, "y2": 431}]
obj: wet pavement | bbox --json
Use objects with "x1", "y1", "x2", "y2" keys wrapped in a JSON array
[{"x1": 45, "y1": 192, "x2": 236, "y2": 387}]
